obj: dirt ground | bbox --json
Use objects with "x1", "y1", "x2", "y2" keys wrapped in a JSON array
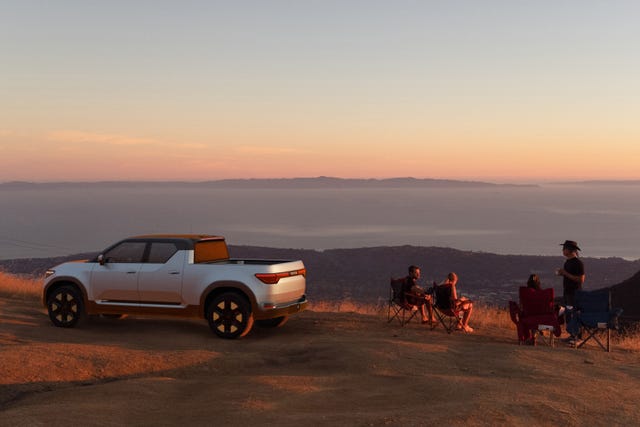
[{"x1": 1, "y1": 297, "x2": 639, "y2": 427}]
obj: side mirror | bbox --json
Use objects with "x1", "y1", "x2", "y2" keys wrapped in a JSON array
[{"x1": 98, "y1": 254, "x2": 106, "y2": 265}]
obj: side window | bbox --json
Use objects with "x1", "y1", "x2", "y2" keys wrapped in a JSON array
[
  {"x1": 147, "y1": 242, "x2": 178, "y2": 264},
  {"x1": 104, "y1": 242, "x2": 146, "y2": 263}
]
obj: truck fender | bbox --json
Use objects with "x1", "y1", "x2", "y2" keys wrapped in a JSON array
[
  {"x1": 199, "y1": 280, "x2": 258, "y2": 317},
  {"x1": 43, "y1": 276, "x2": 89, "y2": 309}
]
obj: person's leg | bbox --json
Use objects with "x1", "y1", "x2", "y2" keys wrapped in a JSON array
[
  {"x1": 564, "y1": 293, "x2": 575, "y2": 307},
  {"x1": 461, "y1": 302, "x2": 473, "y2": 332},
  {"x1": 461, "y1": 302, "x2": 473, "y2": 326},
  {"x1": 563, "y1": 293, "x2": 578, "y2": 340},
  {"x1": 420, "y1": 304, "x2": 428, "y2": 322},
  {"x1": 425, "y1": 295, "x2": 435, "y2": 322},
  {"x1": 565, "y1": 308, "x2": 580, "y2": 339}
]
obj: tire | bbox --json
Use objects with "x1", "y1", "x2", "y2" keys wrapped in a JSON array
[
  {"x1": 207, "y1": 292, "x2": 254, "y2": 339},
  {"x1": 46, "y1": 285, "x2": 85, "y2": 328},
  {"x1": 256, "y1": 316, "x2": 289, "y2": 328}
]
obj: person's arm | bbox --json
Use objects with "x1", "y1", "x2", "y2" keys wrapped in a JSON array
[
  {"x1": 450, "y1": 283, "x2": 458, "y2": 300},
  {"x1": 558, "y1": 269, "x2": 585, "y2": 285}
]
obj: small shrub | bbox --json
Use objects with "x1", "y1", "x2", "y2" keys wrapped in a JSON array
[
  {"x1": 614, "y1": 322, "x2": 640, "y2": 352},
  {"x1": 0, "y1": 271, "x2": 41, "y2": 300}
]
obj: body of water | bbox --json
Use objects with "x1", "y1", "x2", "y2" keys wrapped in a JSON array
[{"x1": 1, "y1": 183, "x2": 639, "y2": 260}]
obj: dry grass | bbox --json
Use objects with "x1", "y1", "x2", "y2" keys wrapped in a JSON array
[
  {"x1": 311, "y1": 299, "x2": 514, "y2": 329},
  {"x1": 310, "y1": 298, "x2": 640, "y2": 352},
  {"x1": 2, "y1": 271, "x2": 639, "y2": 351},
  {"x1": 616, "y1": 322, "x2": 640, "y2": 352},
  {"x1": 0, "y1": 271, "x2": 41, "y2": 300},
  {"x1": 310, "y1": 299, "x2": 385, "y2": 316}
]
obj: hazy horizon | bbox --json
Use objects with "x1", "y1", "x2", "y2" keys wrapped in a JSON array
[{"x1": 3, "y1": 176, "x2": 640, "y2": 186}]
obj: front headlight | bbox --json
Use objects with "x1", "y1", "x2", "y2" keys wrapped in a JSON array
[{"x1": 44, "y1": 269, "x2": 55, "y2": 278}]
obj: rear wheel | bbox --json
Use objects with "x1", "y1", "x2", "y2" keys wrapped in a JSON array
[
  {"x1": 256, "y1": 316, "x2": 289, "y2": 328},
  {"x1": 46, "y1": 285, "x2": 85, "y2": 328},
  {"x1": 207, "y1": 292, "x2": 254, "y2": 339}
]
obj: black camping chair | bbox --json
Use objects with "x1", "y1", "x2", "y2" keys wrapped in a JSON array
[
  {"x1": 387, "y1": 277, "x2": 424, "y2": 326},
  {"x1": 431, "y1": 284, "x2": 466, "y2": 334}
]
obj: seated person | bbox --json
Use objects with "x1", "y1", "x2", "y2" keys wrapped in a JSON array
[
  {"x1": 404, "y1": 265, "x2": 435, "y2": 324},
  {"x1": 526, "y1": 273, "x2": 542, "y2": 290},
  {"x1": 440, "y1": 272, "x2": 473, "y2": 332},
  {"x1": 517, "y1": 274, "x2": 544, "y2": 344},
  {"x1": 516, "y1": 277, "x2": 563, "y2": 344}
]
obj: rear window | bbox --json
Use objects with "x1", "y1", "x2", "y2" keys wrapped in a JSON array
[{"x1": 194, "y1": 240, "x2": 229, "y2": 263}]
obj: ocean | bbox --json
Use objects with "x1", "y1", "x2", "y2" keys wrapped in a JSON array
[{"x1": 1, "y1": 182, "x2": 639, "y2": 260}]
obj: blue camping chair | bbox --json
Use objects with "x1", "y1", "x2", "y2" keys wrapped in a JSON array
[{"x1": 566, "y1": 288, "x2": 623, "y2": 352}]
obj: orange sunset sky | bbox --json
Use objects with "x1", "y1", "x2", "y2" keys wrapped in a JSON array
[{"x1": 1, "y1": 1, "x2": 639, "y2": 183}]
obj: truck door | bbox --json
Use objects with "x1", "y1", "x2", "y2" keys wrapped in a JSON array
[
  {"x1": 137, "y1": 242, "x2": 185, "y2": 304},
  {"x1": 90, "y1": 241, "x2": 146, "y2": 302}
]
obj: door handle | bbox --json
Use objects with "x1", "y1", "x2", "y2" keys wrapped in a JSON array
[
  {"x1": 169, "y1": 271, "x2": 181, "y2": 275},
  {"x1": 126, "y1": 271, "x2": 137, "y2": 274}
]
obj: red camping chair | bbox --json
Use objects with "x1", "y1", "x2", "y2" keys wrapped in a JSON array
[
  {"x1": 508, "y1": 300, "x2": 529, "y2": 344},
  {"x1": 515, "y1": 287, "x2": 562, "y2": 346}
]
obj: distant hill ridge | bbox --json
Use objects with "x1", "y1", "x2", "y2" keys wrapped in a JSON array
[
  {"x1": 2, "y1": 245, "x2": 639, "y2": 320},
  {"x1": 0, "y1": 177, "x2": 533, "y2": 189},
  {"x1": 5, "y1": 177, "x2": 640, "y2": 190}
]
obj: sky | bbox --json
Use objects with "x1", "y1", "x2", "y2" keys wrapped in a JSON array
[{"x1": 1, "y1": 1, "x2": 639, "y2": 183}]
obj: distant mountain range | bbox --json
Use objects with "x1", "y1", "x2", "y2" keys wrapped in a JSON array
[
  {"x1": 2, "y1": 245, "x2": 639, "y2": 320},
  {"x1": 562, "y1": 180, "x2": 640, "y2": 185},
  {"x1": 3, "y1": 177, "x2": 640, "y2": 190},
  {"x1": 0, "y1": 177, "x2": 533, "y2": 189}
]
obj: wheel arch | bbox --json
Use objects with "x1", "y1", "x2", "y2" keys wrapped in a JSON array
[
  {"x1": 200, "y1": 280, "x2": 257, "y2": 319},
  {"x1": 43, "y1": 277, "x2": 89, "y2": 309}
]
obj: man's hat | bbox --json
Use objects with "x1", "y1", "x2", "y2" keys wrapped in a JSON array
[{"x1": 560, "y1": 240, "x2": 581, "y2": 251}]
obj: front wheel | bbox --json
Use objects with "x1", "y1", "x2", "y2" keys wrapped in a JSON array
[
  {"x1": 46, "y1": 285, "x2": 85, "y2": 328},
  {"x1": 207, "y1": 292, "x2": 254, "y2": 339}
]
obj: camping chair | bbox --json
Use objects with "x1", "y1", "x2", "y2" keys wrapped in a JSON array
[
  {"x1": 431, "y1": 284, "x2": 465, "y2": 333},
  {"x1": 567, "y1": 288, "x2": 623, "y2": 352},
  {"x1": 387, "y1": 278, "x2": 425, "y2": 326},
  {"x1": 508, "y1": 300, "x2": 529, "y2": 344},
  {"x1": 514, "y1": 287, "x2": 562, "y2": 346}
]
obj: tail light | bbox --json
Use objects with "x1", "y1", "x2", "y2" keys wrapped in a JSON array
[{"x1": 255, "y1": 268, "x2": 306, "y2": 285}]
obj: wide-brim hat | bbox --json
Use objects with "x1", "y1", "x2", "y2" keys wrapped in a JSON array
[{"x1": 560, "y1": 240, "x2": 581, "y2": 251}]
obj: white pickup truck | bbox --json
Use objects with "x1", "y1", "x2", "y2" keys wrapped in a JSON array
[{"x1": 42, "y1": 234, "x2": 308, "y2": 338}]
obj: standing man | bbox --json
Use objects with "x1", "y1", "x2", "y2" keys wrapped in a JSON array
[{"x1": 556, "y1": 240, "x2": 585, "y2": 306}]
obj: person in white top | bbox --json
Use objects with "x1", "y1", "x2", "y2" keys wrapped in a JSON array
[{"x1": 440, "y1": 272, "x2": 473, "y2": 333}]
